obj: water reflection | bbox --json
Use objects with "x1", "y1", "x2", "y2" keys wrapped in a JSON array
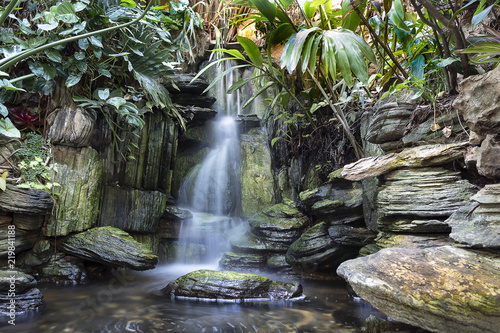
[{"x1": 1, "y1": 264, "x2": 385, "y2": 332}]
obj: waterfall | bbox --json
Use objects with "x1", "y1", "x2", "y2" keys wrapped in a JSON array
[{"x1": 176, "y1": 60, "x2": 243, "y2": 264}]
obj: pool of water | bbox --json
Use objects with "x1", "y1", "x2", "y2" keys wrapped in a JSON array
[{"x1": 2, "y1": 264, "x2": 385, "y2": 332}]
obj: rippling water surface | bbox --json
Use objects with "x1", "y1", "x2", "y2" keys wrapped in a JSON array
[{"x1": 1, "y1": 264, "x2": 385, "y2": 333}]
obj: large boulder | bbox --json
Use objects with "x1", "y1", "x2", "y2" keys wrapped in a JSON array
[
  {"x1": 45, "y1": 146, "x2": 103, "y2": 237},
  {"x1": 337, "y1": 246, "x2": 500, "y2": 333},
  {"x1": 453, "y1": 65, "x2": 500, "y2": 135},
  {"x1": 58, "y1": 226, "x2": 158, "y2": 270},
  {"x1": 447, "y1": 184, "x2": 500, "y2": 248},
  {"x1": 299, "y1": 181, "x2": 363, "y2": 224},
  {"x1": 98, "y1": 186, "x2": 167, "y2": 233},
  {"x1": 162, "y1": 269, "x2": 302, "y2": 300},
  {"x1": 240, "y1": 128, "x2": 275, "y2": 218},
  {"x1": 376, "y1": 167, "x2": 475, "y2": 232}
]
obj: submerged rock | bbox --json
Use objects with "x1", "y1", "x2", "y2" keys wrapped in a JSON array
[
  {"x1": 58, "y1": 226, "x2": 158, "y2": 270},
  {"x1": 162, "y1": 269, "x2": 302, "y2": 300},
  {"x1": 448, "y1": 184, "x2": 500, "y2": 248},
  {"x1": 337, "y1": 246, "x2": 500, "y2": 333}
]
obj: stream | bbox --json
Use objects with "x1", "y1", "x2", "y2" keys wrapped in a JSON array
[{"x1": 2, "y1": 263, "x2": 386, "y2": 332}]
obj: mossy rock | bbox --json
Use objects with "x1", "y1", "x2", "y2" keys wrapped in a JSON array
[
  {"x1": 58, "y1": 226, "x2": 158, "y2": 270},
  {"x1": 219, "y1": 251, "x2": 267, "y2": 271},
  {"x1": 162, "y1": 269, "x2": 302, "y2": 300}
]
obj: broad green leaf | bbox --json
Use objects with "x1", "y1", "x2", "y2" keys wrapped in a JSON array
[
  {"x1": 89, "y1": 36, "x2": 103, "y2": 48},
  {"x1": 107, "y1": 97, "x2": 127, "y2": 109},
  {"x1": 249, "y1": 0, "x2": 277, "y2": 23},
  {"x1": 280, "y1": 34, "x2": 296, "y2": 70},
  {"x1": 59, "y1": 22, "x2": 87, "y2": 36},
  {"x1": 0, "y1": 118, "x2": 21, "y2": 138},
  {"x1": 98, "y1": 88, "x2": 110, "y2": 100},
  {"x1": 37, "y1": 22, "x2": 59, "y2": 31},
  {"x1": 1, "y1": 79, "x2": 26, "y2": 91},
  {"x1": 0, "y1": 103, "x2": 8, "y2": 117},
  {"x1": 279, "y1": 0, "x2": 294, "y2": 9},
  {"x1": 435, "y1": 57, "x2": 459, "y2": 67},
  {"x1": 76, "y1": 61, "x2": 87, "y2": 72},
  {"x1": 311, "y1": 0, "x2": 330, "y2": 6},
  {"x1": 228, "y1": 75, "x2": 265, "y2": 94},
  {"x1": 121, "y1": 0, "x2": 137, "y2": 9},
  {"x1": 20, "y1": 37, "x2": 48, "y2": 50},
  {"x1": 384, "y1": 0, "x2": 393, "y2": 14},
  {"x1": 344, "y1": 29, "x2": 377, "y2": 64},
  {"x1": 304, "y1": 1, "x2": 316, "y2": 21},
  {"x1": 340, "y1": 37, "x2": 368, "y2": 84},
  {"x1": 28, "y1": 62, "x2": 56, "y2": 80},
  {"x1": 309, "y1": 35, "x2": 322, "y2": 74},
  {"x1": 328, "y1": 34, "x2": 352, "y2": 85},
  {"x1": 270, "y1": 23, "x2": 295, "y2": 44},
  {"x1": 410, "y1": 54, "x2": 425, "y2": 80},
  {"x1": 212, "y1": 48, "x2": 245, "y2": 61},
  {"x1": 66, "y1": 72, "x2": 83, "y2": 87},
  {"x1": 74, "y1": 51, "x2": 85, "y2": 61},
  {"x1": 45, "y1": 49, "x2": 62, "y2": 62},
  {"x1": 342, "y1": 0, "x2": 363, "y2": 32},
  {"x1": 285, "y1": 27, "x2": 320, "y2": 73},
  {"x1": 78, "y1": 38, "x2": 89, "y2": 50},
  {"x1": 55, "y1": 2, "x2": 79, "y2": 24},
  {"x1": 236, "y1": 36, "x2": 263, "y2": 68},
  {"x1": 301, "y1": 33, "x2": 316, "y2": 73}
]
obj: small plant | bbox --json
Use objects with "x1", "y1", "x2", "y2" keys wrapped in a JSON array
[
  {"x1": 9, "y1": 106, "x2": 41, "y2": 131},
  {"x1": 16, "y1": 132, "x2": 60, "y2": 193}
]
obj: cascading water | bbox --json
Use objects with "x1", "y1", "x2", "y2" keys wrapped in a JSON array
[{"x1": 176, "y1": 60, "x2": 243, "y2": 263}]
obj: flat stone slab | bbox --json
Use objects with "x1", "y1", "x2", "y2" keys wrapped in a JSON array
[
  {"x1": 337, "y1": 246, "x2": 500, "y2": 333},
  {"x1": 0, "y1": 184, "x2": 53, "y2": 215},
  {"x1": 58, "y1": 226, "x2": 158, "y2": 270},
  {"x1": 162, "y1": 269, "x2": 302, "y2": 300}
]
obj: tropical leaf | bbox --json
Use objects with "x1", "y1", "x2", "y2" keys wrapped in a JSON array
[
  {"x1": 0, "y1": 118, "x2": 21, "y2": 138},
  {"x1": 282, "y1": 27, "x2": 320, "y2": 73},
  {"x1": 249, "y1": 0, "x2": 277, "y2": 23},
  {"x1": 236, "y1": 36, "x2": 263, "y2": 68},
  {"x1": 342, "y1": 0, "x2": 364, "y2": 32}
]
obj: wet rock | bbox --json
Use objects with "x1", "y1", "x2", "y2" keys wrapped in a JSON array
[
  {"x1": 162, "y1": 205, "x2": 193, "y2": 221},
  {"x1": 98, "y1": 186, "x2": 167, "y2": 233},
  {"x1": 58, "y1": 226, "x2": 158, "y2": 270},
  {"x1": 12, "y1": 214, "x2": 44, "y2": 231},
  {"x1": 47, "y1": 107, "x2": 95, "y2": 147},
  {"x1": 0, "y1": 269, "x2": 36, "y2": 293},
  {"x1": 246, "y1": 201, "x2": 309, "y2": 249},
  {"x1": 236, "y1": 114, "x2": 261, "y2": 132},
  {"x1": 286, "y1": 222, "x2": 358, "y2": 272},
  {"x1": 375, "y1": 232, "x2": 453, "y2": 250},
  {"x1": 97, "y1": 110, "x2": 178, "y2": 193},
  {"x1": 39, "y1": 254, "x2": 87, "y2": 285},
  {"x1": 328, "y1": 226, "x2": 376, "y2": 247},
  {"x1": 160, "y1": 240, "x2": 206, "y2": 264},
  {"x1": 174, "y1": 104, "x2": 217, "y2": 124},
  {"x1": 162, "y1": 269, "x2": 303, "y2": 300},
  {"x1": 365, "y1": 315, "x2": 423, "y2": 333},
  {"x1": 22, "y1": 240, "x2": 53, "y2": 267},
  {"x1": 266, "y1": 254, "x2": 294, "y2": 273},
  {"x1": 231, "y1": 229, "x2": 290, "y2": 253},
  {"x1": 0, "y1": 270, "x2": 43, "y2": 315},
  {"x1": 0, "y1": 184, "x2": 53, "y2": 215},
  {"x1": 163, "y1": 74, "x2": 209, "y2": 94},
  {"x1": 45, "y1": 146, "x2": 103, "y2": 237},
  {"x1": 173, "y1": 146, "x2": 210, "y2": 195},
  {"x1": 365, "y1": 93, "x2": 414, "y2": 144},
  {"x1": 219, "y1": 251, "x2": 267, "y2": 271},
  {"x1": 376, "y1": 167, "x2": 475, "y2": 232},
  {"x1": 173, "y1": 95, "x2": 216, "y2": 109},
  {"x1": 337, "y1": 246, "x2": 500, "y2": 333},
  {"x1": 299, "y1": 182, "x2": 364, "y2": 224},
  {"x1": 453, "y1": 65, "x2": 500, "y2": 134},
  {"x1": 477, "y1": 134, "x2": 500, "y2": 179},
  {"x1": 240, "y1": 128, "x2": 275, "y2": 218},
  {"x1": 0, "y1": 288, "x2": 44, "y2": 315},
  {"x1": 131, "y1": 233, "x2": 161, "y2": 254},
  {"x1": 0, "y1": 227, "x2": 38, "y2": 259},
  {"x1": 448, "y1": 184, "x2": 500, "y2": 248}
]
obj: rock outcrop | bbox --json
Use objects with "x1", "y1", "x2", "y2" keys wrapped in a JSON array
[
  {"x1": 162, "y1": 269, "x2": 303, "y2": 300},
  {"x1": 337, "y1": 246, "x2": 500, "y2": 333},
  {"x1": 58, "y1": 226, "x2": 158, "y2": 270}
]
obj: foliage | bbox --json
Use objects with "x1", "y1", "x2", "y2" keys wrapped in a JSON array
[
  {"x1": 458, "y1": 25, "x2": 500, "y2": 65},
  {"x1": 15, "y1": 132, "x2": 59, "y2": 192}
]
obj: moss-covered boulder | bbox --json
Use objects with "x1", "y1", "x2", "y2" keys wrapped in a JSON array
[
  {"x1": 337, "y1": 246, "x2": 500, "y2": 333},
  {"x1": 98, "y1": 186, "x2": 167, "y2": 233},
  {"x1": 286, "y1": 222, "x2": 359, "y2": 272},
  {"x1": 58, "y1": 227, "x2": 158, "y2": 270},
  {"x1": 22, "y1": 240, "x2": 53, "y2": 267},
  {"x1": 39, "y1": 253, "x2": 87, "y2": 285},
  {"x1": 45, "y1": 146, "x2": 103, "y2": 237},
  {"x1": 240, "y1": 128, "x2": 275, "y2": 218},
  {"x1": 299, "y1": 182, "x2": 363, "y2": 225},
  {"x1": 162, "y1": 269, "x2": 302, "y2": 300}
]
